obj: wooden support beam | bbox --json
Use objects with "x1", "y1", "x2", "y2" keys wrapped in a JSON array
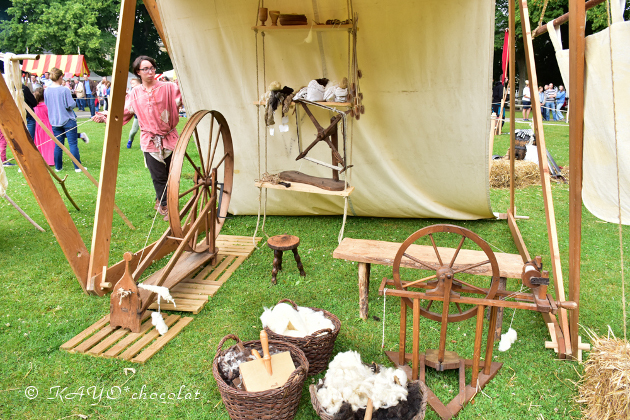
[
  {"x1": 568, "y1": 0, "x2": 586, "y2": 359},
  {"x1": 509, "y1": 0, "x2": 516, "y2": 215},
  {"x1": 24, "y1": 106, "x2": 134, "y2": 230},
  {"x1": 532, "y1": 0, "x2": 606, "y2": 38},
  {"x1": 507, "y1": 211, "x2": 531, "y2": 262},
  {"x1": 518, "y1": 0, "x2": 572, "y2": 358},
  {"x1": 143, "y1": 0, "x2": 169, "y2": 51},
  {"x1": 0, "y1": 76, "x2": 90, "y2": 293},
  {"x1": 89, "y1": 0, "x2": 137, "y2": 296}
]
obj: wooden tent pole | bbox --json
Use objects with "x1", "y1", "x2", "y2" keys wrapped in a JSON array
[
  {"x1": 509, "y1": 2, "x2": 516, "y2": 215},
  {"x1": 143, "y1": 0, "x2": 169, "y2": 52},
  {"x1": 88, "y1": 0, "x2": 137, "y2": 296},
  {"x1": 532, "y1": 0, "x2": 606, "y2": 38},
  {"x1": 518, "y1": 0, "x2": 572, "y2": 358},
  {"x1": 0, "y1": 76, "x2": 90, "y2": 293},
  {"x1": 568, "y1": 0, "x2": 586, "y2": 359}
]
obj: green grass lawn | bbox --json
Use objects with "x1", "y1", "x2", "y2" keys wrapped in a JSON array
[{"x1": 0, "y1": 114, "x2": 627, "y2": 419}]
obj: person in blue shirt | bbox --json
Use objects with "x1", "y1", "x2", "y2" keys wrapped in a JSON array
[
  {"x1": 82, "y1": 73, "x2": 98, "y2": 117},
  {"x1": 44, "y1": 67, "x2": 87, "y2": 172},
  {"x1": 554, "y1": 85, "x2": 566, "y2": 121}
]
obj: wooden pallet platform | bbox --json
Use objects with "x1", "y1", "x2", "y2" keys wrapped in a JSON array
[
  {"x1": 60, "y1": 312, "x2": 192, "y2": 364},
  {"x1": 148, "y1": 235, "x2": 261, "y2": 314}
]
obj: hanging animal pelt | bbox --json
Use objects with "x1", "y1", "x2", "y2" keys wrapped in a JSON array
[{"x1": 264, "y1": 81, "x2": 294, "y2": 126}]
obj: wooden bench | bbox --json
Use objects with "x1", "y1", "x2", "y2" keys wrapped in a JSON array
[{"x1": 333, "y1": 238, "x2": 525, "y2": 320}]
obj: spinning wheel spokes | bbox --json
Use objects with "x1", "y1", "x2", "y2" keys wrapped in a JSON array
[
  {"x1": 449, "y1": 236, "x2": 466, "y2": 267},
  {"x1": 167, "y1": 110, "x2": 234, "y2": 253},
  {"x1": 392, "y1": 224, "x2": 501, "y2": 323}
]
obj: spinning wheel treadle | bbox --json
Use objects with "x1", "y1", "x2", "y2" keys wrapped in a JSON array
[{"x1": 392, "y1": 224, "x2": 501, "y2": 323}]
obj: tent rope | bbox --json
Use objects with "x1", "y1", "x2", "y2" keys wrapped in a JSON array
[
  {"x1": 606, "y1": 0, "x2": 626, "y2": 339},
  {"x1": 538, "y1": 0, "x2": 550, "y2": 28}
]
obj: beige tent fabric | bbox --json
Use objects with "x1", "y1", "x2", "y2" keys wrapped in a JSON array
[
  {"x1": 548, "y1": 1, "x2": 630, "y2": 225},
  {"x1": 157, "y1": 0, "x2": 495, "y2": 218}
]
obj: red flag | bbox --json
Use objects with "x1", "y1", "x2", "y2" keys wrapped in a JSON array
[{"x1": 501, "y1": 29, "x2": 509, "y2": 84}]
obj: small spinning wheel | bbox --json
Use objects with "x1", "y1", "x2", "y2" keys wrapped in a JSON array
[
  {"x1": 167, "y1": 110, "x2": 234, "y2": 252},
  {"x1": 392, "y1": 224, "x2": 501, "y2": 323}
]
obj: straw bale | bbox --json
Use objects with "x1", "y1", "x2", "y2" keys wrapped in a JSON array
[
  {"x1": 490, "y1": 160, "x2": 569, "y2": 189},
  {"x1": 490, "y1": 160, "x2": 541, "y2": 189},
  {"x1": 576, "y1": 332, "x2": 630, "y2": 419}
]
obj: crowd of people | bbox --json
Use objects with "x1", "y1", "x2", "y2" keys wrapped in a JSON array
[
  {"x1": 6, "y1": 58, "x2": 186, "y2": 224},
  {"x1": 24, "y1": 72, "x2": 111, "y2": 118},
  {"x1": 538, "y1": 83, "x2": 566, "y2": 121},
  {"x1": 492, "y1": 79, "x2": 567, "y2": 124}
]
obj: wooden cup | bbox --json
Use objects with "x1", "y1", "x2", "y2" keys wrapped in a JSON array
[{"x1": 259, "y1": 8, "x2": 268, "y2": 26}]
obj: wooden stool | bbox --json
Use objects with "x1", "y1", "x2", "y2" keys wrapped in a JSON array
[{"x1": 267, "y1": 235, "x2": 306, "y2": 284}]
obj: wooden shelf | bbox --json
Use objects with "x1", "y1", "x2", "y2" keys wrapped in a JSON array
[
  {"x1": 252, "y1": 24, "x2": 352, "y2": 31},
  {"x1": 255, "y1": 181, "x2": 354, "y2": 197},
  {"x1": 254, "y1": 101, "x2": 351, "y2": 107}
]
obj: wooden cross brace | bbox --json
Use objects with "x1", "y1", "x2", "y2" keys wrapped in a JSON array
[{"x1": 295, "y1": 102, "x2": 347, "y2": 178}]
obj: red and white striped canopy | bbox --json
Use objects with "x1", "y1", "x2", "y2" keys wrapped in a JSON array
[{"x1": 21, "y1": 54, "x2": 90, "y2": 77}]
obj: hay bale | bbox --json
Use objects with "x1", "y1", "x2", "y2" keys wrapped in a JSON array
[
  {"x1": 577, "y1": 332, "x2": 630, "y2": 419},
  {"x1": 490, "y1": 160, "x2": 541, "y2": 189},
  {"x1": 490, "y1": 160, "x2": 570, "y2": 189}
]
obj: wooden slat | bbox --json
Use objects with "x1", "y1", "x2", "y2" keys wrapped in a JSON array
[
  {"x1": 88, "y1": 0, "x2": 138, "y2": 296},
  {"x1": 102, "y1": 317, "x2": 157, "y2": 358},
  {"x1": 72, "y1": 325, "x2": 115, "y2": 354},
  {"x1": 149, "y1": 303, "x2": 204, "y2": 314},
  {"x1": 568, "y1": 0, "x2": 586, "y2": 359},
  {"x1": 118, "y1": 315, "x2": 180, "y2": 360},
  {"x1": 195, "y1": 255, "x2": 232, "y2": 281},
  {"x1": 170, "y1": 292, "x2": 209, "y2": 300},
  {"x1": 518, "y1": 0, "x2": 572, "y2": 358},
  {"x1": 60, "y1": 315, "x2": 110, "y2": 350},
  {"x1": 131, "y1": 317, "x2": 193, "y2": 363},
  {"x1": 87, "y1": 311, "x2": 152, "y2": 356},
  {"x1": 216, "y1": 256, "x2": 247, "y2": 285},
  {"x1": 252, "y1": 24, "x2": 352, "y2": 31},
  {"x1": 256, "y1": 181, "x2": 354, "y2": 197},
  {"x1": 507, "y1": 211, "x2": 531, "y2": 262},
  {"x1": 87, "y1": 328, "x2": 130, "y2": 356},
  {"x1": 334, "y1": 238, "x2": 523, "y2": 279}
]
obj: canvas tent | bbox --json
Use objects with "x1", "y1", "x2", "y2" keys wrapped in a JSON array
[
  {"x1": 21, "y1": 54, "x2": 90, "y2": 77},
  {"x1": 156, "y1": 0, "x2": 496, "y2": 219}
]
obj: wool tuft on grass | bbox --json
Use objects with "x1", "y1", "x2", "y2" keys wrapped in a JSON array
[{"x1": 577, "y1": 329, "x2": 630, "y2": 419}]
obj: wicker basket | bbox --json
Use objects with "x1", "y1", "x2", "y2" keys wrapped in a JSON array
[
  {"x1": 309, "y1": 380, "x2": 428, "y2": 420},
  {"x1": 212, "y1": 334, "x2": 309, "y2": 420},
  {"x1": 264, "y1": 299, "x2": 341, "y2": 376}
]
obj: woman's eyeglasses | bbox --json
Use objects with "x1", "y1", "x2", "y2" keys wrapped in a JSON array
[{"x1": 140, "y1": 67, "x2": 156, "y2": 73}]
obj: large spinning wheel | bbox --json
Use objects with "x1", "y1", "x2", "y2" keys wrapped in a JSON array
[
  {"x1": 167, "y1": 110, "x2": 234, "y2": 252},
  {"x1": 392, "y1": 224, "x2": 501, "y2": 323}
]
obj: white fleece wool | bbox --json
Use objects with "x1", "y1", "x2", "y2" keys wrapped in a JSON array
[
  {"x1": 151, "y1": 312, "x2": 169, "y2": 335},
  {"x1": 498, "y1": 327, "x2": 518, "y2": 352},
  {"x1": 138, "y1": 284, "x2": 176, "y2": 308},
  {"x1": 260, "y1": 303, "x2": 335, "y2": 338},
  {"x1": 316, "y1": 351, "x2": 408, "y2": 414}
]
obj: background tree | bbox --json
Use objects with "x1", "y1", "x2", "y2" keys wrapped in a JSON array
[{"x1": 0, "y1": 0, "x2": 171, "y2": 76}]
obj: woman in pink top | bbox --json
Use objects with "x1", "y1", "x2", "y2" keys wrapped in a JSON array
[
  {"x1": 93, "y1": 55, "x2": 182, "y2": 220},
  {"x1": 32, "y1": 88, "x2": 55, "y2": 165}
]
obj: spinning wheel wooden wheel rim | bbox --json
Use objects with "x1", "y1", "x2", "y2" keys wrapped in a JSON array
[
  {"x1": 392, "y1": 224, "x2": 501, "y2": 322},
  {"x1": 167, "y1": 110, "x2": 234, "y2": 252}
]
